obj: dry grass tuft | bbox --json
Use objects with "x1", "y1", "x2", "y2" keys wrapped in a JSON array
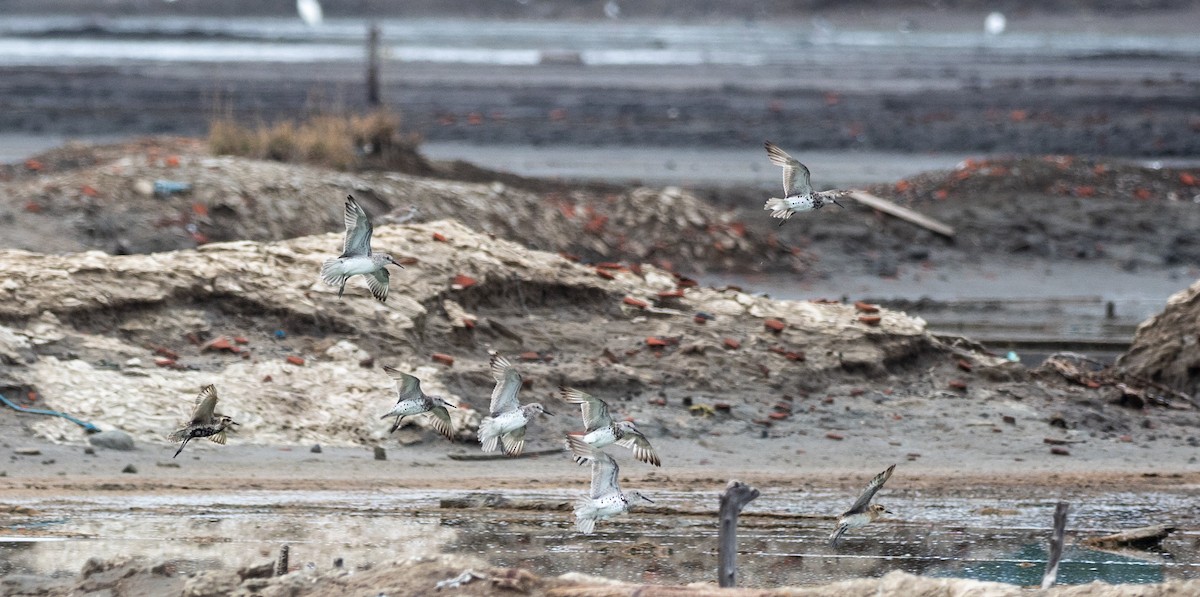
[{"x1": 208, "y1": 109, "x2": 431, "y2": 174}]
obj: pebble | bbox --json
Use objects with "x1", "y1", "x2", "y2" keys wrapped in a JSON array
[
  {"x1": 88, "y1": 430, "x2": 135, "y2": 451},
  {"x1": 310, "y1": 444, "x2": 322, "y2": 454},
  {"x1": 373, "y1": 446, "x2": 387, "y2": 461},
  {"x1": 83, "y1": 447, "x2": 96, "y2": 455},
  {"x1": 122, "y1": 464, "x2": 138, "y2": 474},
  {"x1": 14, "y1": 448, "x2": 41, "y2": 456}
]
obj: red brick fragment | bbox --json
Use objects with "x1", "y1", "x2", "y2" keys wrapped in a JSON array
[
  {"x1": 1050, "y1": 446, "x2": 1071, "y2": 456},
  {"x1": 854, "y1": 301, "x2": 880, "y2": 313},
  {"x1": 764, "y1": 318, "x2": 786, "y2": 332},
  {"x1": 519, "y1": 351, "x2": 540, "y2": 361},
  {"x1": 234, "y1": 336, "x2": 249, "y2": 345},
  {"x1": 858, "y1": 315, "x2": 882, "y2": 326},
  {"x1": 203, "y1": 337, "x2": 240, "y2": 353},
  {"x1": 948, "y1": 379, "x2": 968, "y2": 391},
  {"x1": 768, "y1": 412, "x2": 789, "y2": 421},
  {"x1": 431, "y1": 353, "x2": 454, "y2": 366},
  {"x1": 646, "y1": 337, "x2": 669, "y2": 347},
  {"x1": 622, "y1": 297, "x2": 648, "y2": 309},
  {"x1": 657, "y1": 289, "x2": 685, "y2": 299},
  {"x1": 596, "y1": 262, "x2": 623, "y2": 270},
  {"x1": 285, "y1": 355, "x2": 305, "y2": 366},
  {"x1": 153, "y1": 346, "x2": 179, "y2": 360},
  {"x1": 432, "y1": 232, "x2": 448, "y2": 242},
  {"x1": 722, "y1": 338, "x2": 740, "y2": 350},
  {"x1": 595, "y1": 268, "x2": 615, "y2": 280},
  {"x1": 825, "y1": 432, "x2": 845, "y2": 441},
  {"x1": 452, "y1": 274, "x2": 477, "y2": 288},
  {"x1": 956, "y1": 359, "x2": 973, "y2": 372}
]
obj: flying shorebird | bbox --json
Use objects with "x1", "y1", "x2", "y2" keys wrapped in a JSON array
[
  {"x1": 763, "y1": 141, "x2": 850, "y2": 225},
  {"x1": 560, "y1": 386, "x2": 660, "y2": 467},
  {"x1": 478, "y1": 354, "x2": 552, "y2": 456},
  {"x1": 320, "y1": 195, "x2": 404, "y2": 302},
  {"x1": 829, "y1": 463, "x2": 896, "y2": 547},
  {"x1": 567, "y1": 435, "x2": 654, "y2": 534},
  {"x1": 378, "y1": 366, "x2": 456, "y2": 440},
  {"x1": 167, "y1": 384, "x2": 239, "y2": 458}
]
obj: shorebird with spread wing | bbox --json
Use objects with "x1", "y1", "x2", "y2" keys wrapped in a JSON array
[
  {"x1": 829, "y1": 464, "x2": 896, "y2": 547},
  {"x1": 560, "y1": 386, "x2": 660, "y2": 467},
  {"x1": 379, "y1": 366, "x2": 456, "y2": 441},
  {"x1": 168, "y1": 385, "x2": 239, "y2": 458},
  {"x1": 478, "y1": 354, "x2": 552, "y2": 456},
  {"x1": 567, "y1": 435, "x2": 654, "y2": 534},
  {"x1": 320, "y1": 195, "x2": 403, "y2": 302},
  {"x1": 763, "y1": 141, "x2": 850, "y2": 225}
]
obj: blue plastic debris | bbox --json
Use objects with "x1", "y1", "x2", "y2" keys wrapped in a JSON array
[
  {"x1": 274, "y1": 330, "x2": 287, "y2": 339},
  {"x1": 0, "y1": 393, "x2": 100, "y2": 433},
  {"x1": 1006, "y1": 351, "x2": 1020, "y2": 363},
  {"x1": 153, "y1": 180, "x2": 192, "y2": 198}
]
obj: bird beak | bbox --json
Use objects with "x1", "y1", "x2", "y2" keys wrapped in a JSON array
[
  {"x1": 884, "y1": 508, "x2": 893, "y2": 514},
  {"x1": 543, "y1": 410, "x2": 554, "y2": 416},
  {"x1": 832, "y1": 199, "x2": 846, "y2": 209},
  {"x1": 379, "y1": 412, "x2": 395, "y2": 419},
  {"x1": 640, "y1": 495, "x2": 655, "y2": 504}
]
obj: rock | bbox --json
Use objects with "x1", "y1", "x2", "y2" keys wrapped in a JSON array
[
  {"x1": 14, "y1": 447, "x2": 41, "y2": 456},
  {"x1": 310, "y1": 444, "x2": 322, "y2": 454},
  {"x1": 1117, "y1": 277, "x2": 1200, "y2": 399},
  {"x1": 122, "y1": 464, "x2": 138, "y2": 474},
  {"x1": 89, "y1": 430, "x2": 136, "y2": 451},
  {"x1": 373, "y1": 446, "x2": 386, "y2": 461}
]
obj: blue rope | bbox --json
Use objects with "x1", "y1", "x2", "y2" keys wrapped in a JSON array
[{"x1": 0, "y1": 392, "x2": 101, "y2": 433}]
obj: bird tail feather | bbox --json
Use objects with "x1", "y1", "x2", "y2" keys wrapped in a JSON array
[
  {"x1": 764, "y1": 198, "x2": 794, "y2": 220},
  {"x1": 478, "y1": 417, "x2": 500, "y2": 453},
  {"x1": 320, "y1": 259, "x2": 348, "y2": 290}
]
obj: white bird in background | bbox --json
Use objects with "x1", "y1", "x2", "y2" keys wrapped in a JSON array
[
  {"x1": 604, "y1": 1, "x2": 621, "y2": 19},
  {"x1": 297, "y1": 0, "x2": 324, "y2": 27},
  {"x1": 985, "y1": 12, "x2": 1007, "y2": 36}
]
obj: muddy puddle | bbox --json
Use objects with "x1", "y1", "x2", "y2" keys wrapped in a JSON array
[{"x1": 2, "y1": 489, "x2": 1197, "y2": 587}]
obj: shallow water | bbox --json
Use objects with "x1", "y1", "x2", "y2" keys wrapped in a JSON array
[{"x1": 2, "y1": 488, "x2": 1197, "y2": 587}]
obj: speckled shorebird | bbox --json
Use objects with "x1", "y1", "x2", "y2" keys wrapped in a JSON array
[
  {"x1": 560, "y1": 386, "x2": 660, "y2": 467},
  {"x1": 478, "y1": 354, "x2": 552, "y2": 456},
  {"x1": 320, "y1": 195, "x2": 403, "y2": 302},
  {"x1": 567, "y1": 435, "x2": 653, "y2": 534},
  {"x1": 379, "y1": 366, "x2": 456, "y2": 440},
  {"x1": 763, "y1": 141, "x2": 849, "y2": 225},
  {"x1": 167, "y1": 384, "x2": 239, "y2": 458},
  {"x1": 829, "y1": 463, "x2": 896, "y2": 547}
]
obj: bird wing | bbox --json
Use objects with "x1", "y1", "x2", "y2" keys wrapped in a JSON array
[
  {"x1": 341, "y1": 195, "x2": 374, "y2": 257},
  {"x1": 590, "y1": 449, "x2": 621, "y2": 499},
  {"x1": 764, "y1": 141, "x2": 812, "y2": 197},
  {"x1": 427, "y1": 405, "x2": 454, "y2": 441},
  {"x1": 365, "y1": 268, "x2": 390, "y2": 302},
  {"x1": 843, "y1": 464, "x2": 896, "y2": 515},
  {"x1": 615, "y1": 430, "x2": 661, "y2": 467},
  {"x1": 488, "y1": 354, "x2": 522, "y2": 416},
  {"x1": 189, "y1": 385, "x2": 219, "y2": 425},
  {"x1": 560, "y1": 386, "x2": 613, "y2": 432},
  {"x1": 500, "y1": 426, "x2": 525, "y2": 456},
  {"x1": 208, "y1": 430, "x2": 228, "y2": 445},
  {"x1": 383, "y1": 366, "x2": 422, "y2": 400}
]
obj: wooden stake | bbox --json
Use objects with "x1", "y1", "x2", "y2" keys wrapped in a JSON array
[
  {"x1": 1040, "y1": 502, "x2": 1068, "y2": 589},
  {"x1": 718, "y1": 480, "x2": 760, "y2": 588},
  {"x1": 275, "y1": 544, "x2": 290, "y2": 577},
  {"x1": 366, "y1": 24, "x2": 381, "y2": 107}
]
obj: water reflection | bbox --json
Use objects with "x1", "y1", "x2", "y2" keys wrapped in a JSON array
[{"x1": 1, "y1": 489, "x2": 1197, "y2": 588}]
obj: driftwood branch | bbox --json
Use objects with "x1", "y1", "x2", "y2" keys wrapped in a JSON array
[
  {"x1": 718, "y1": 479, "x2": 761, "y2": 588},
  {"x1": 848, "y1": 190, "x2": 956, "y2": 238},
  {"x1": 1082, "y1": 523, "x2": 1176, "y2": 551},
  {"x1": 1040, "y1": 502, "x2": 1069, "y2": 589}
]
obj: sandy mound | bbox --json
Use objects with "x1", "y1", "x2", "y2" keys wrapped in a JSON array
[
  {"x1": 0, "y1": 218, "x2": 982, "y2": 447},
  {"x1": 0, "y1": 139, "x2": 799, "y2": 272}
]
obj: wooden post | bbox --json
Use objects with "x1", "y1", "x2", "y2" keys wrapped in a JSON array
[
  {"x1": 366, "y1": 23, "x2": 381, "y2": 107},
  {"x1": 275, "y1": 544, "x2": 290, "y2": 577},
  {"x1": 1040, "y1": 501, "x2": 1069, "y2": 589},
  {"x1": 717, "y1": 479, "x2": 760, "y2": 588}
]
